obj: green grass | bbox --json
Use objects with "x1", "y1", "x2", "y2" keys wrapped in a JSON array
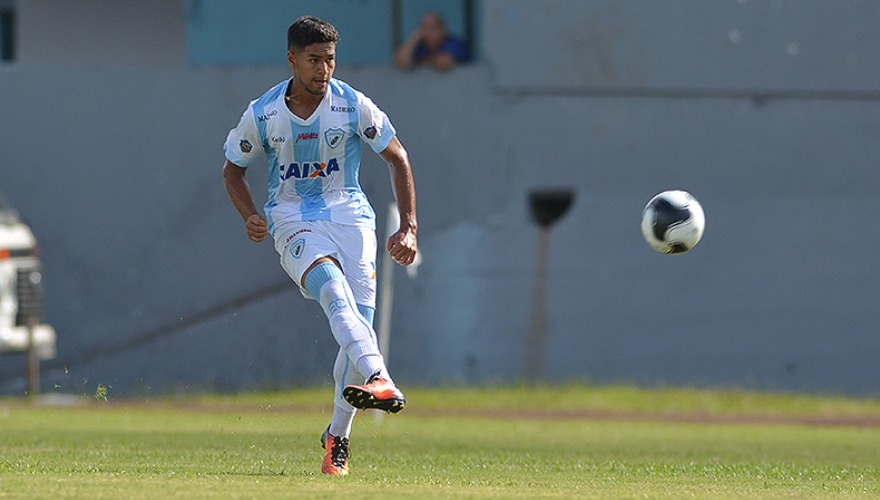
[
  {"x1": 185, "y1": 384, "x2": 880, "y2": 418},
  {"x1": 1, "y1": 385, "x2": 878, "y2": 498}
]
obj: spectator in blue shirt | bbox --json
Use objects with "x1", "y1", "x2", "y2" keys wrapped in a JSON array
[{"x1": 394, "y1": 12, "x2": 469, "y2": 71}]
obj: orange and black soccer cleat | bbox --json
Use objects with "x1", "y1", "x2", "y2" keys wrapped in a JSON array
[
  {"x1": 343, "y1": 372, "x2": 406, "y2": 414},
  {"x1": 320, "y1": 426, "x2": 350, "y2": 476}
]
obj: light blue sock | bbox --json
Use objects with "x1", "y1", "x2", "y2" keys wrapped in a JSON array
[
  {"x1": 304, "y1": 262, "x2": 386, "y2": 380},
  {"x1": 357, "y1": 304, "x2": 375, "y2": 326},
  {"x1": 304, "y1": 262, "x2": 344, "y2": 299}
]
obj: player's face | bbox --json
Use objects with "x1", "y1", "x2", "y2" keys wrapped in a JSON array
[{"x1": 289, "y1": 42, "x2": 336, "y2": 96}]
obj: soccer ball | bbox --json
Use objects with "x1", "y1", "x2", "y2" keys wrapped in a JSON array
[{"x1": 640, "y1": 190, "x2": 705, "y2": 254}]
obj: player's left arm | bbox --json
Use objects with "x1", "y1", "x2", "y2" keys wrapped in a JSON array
[{"x1": 379, "y1": 136, "x2": 418, "y2": 266}]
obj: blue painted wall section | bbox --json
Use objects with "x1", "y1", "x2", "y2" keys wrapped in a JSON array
[{"x1": 187, "y1": 0, "x2": 394, "y2": 65}]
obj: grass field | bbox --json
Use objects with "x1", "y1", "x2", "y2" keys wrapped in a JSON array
[{"x1": 1, "y1": 385, "x2": 879, "y2": 499}]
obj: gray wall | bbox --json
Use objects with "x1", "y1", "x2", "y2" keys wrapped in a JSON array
[
  {"x1": 0, "y1": 0, "x2": 877, "y2": 396},
  {"x1": 17, "y1": 0, "x2": 186, "y2": 66},
  {"x1": 486, "y1": 0, "x2": 880, "y2": 94}
]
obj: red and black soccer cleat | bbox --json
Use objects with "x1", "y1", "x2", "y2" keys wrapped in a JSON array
[
  {"x1": 343, "y1": 373, "x2": 406, "y2": 414},
  {"x1": 320, "y1": 426, "x2": 350, "y2": 476}
]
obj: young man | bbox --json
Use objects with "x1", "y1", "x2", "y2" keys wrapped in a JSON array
[
  {"x1": 393, "y1": 11, "x2": 469, "y2": 71},
  {"x1": 221, "y1": 16, "x2": 418, "y2": 476}
]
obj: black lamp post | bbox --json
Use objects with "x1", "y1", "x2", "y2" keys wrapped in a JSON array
[{"x1": 526, "y1": 189, "x2": 575, "y2": 381}]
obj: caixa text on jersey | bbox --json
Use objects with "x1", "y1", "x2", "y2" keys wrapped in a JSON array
[{"x1": 280, "y1": 159, "x2": 340, "y2": 180}]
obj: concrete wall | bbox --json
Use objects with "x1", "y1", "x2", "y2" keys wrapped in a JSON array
[
  {"x1": 0, "y1": 0, "x2": 877, "y2": 396},
  {"x1": 485, "y1": 0, "x2": 880, "y2": 94},
  {"x1": 17, "y1": 0, "x2": 186, "y2": 66}
]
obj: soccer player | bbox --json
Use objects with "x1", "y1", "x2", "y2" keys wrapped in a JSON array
[{"x1": 221, "y1": 16, "x2": 418, "y2": 476}]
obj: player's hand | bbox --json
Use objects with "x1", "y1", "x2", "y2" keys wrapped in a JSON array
[
  {"x1": 245, "y1": 213, "x2": 268, "y2": 243},
  {"x1": 387, "y1": 228, "x2": 418, "y2": 266}
]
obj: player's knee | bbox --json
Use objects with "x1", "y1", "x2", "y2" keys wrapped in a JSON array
[
  {"x1": 304, "y1": 261, "x2": 345, "y2": 299},
  {"x1": 301, "y1": 256, "x2": 341, "y2": 283}
]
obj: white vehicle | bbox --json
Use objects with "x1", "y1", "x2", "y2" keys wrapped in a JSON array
[{"x1": 0, "y1": 188, "x2": 56, "y2": 359}]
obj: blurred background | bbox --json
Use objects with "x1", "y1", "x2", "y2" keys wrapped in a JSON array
[{"x1": 0, "y1": 0, "x2": 877, "y2": 397}]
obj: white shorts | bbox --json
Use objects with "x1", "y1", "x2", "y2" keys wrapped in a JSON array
[{"x1": 275, "y1": 220, "x2": 377, "y2": 307}]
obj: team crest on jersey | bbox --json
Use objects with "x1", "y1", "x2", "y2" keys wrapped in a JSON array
[
  {"x1": 325, "y1": 128, "x2": 344, "y2": 149},
  {"x1": 240, "y1": 139, "x2": 253, "y2": 153},
  {"x1": 363, "y1": 126, "x2": 377, "y2": 140},
  {"x1": 289, "y1": 238, "x2": 305, "y2": 259}
]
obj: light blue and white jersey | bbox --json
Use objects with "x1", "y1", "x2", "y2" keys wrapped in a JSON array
[{"x1": 224, "y1": 78, "x2": 396, "y2": 234}]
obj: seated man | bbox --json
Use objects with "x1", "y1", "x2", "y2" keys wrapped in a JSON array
[{"x1": 394, "y1": 11, "x2": 469, "y2": 71}]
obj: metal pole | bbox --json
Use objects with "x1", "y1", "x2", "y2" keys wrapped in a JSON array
[
  {"x1": 25, "y1": 318, "x2": 39, "y2": 396},
  {"x1": 377, "y1": 202, "x2": 399, "y2": 363},
  {"x1": 525, "y1": 189, "x2": 574, "y2": 383},
  {"x1": 375, "y1": 203, "x2": 399, "y2": 423},
  {"x1": 526, "y1": 227, "x2": 551, "y2": 381}
]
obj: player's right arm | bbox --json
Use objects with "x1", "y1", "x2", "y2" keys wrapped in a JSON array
[
  {"x1": 222, "y1": 160, "x2": 268, "y2": 243},
  {"x1": 222, "y1": 104, "x2": 268, "y2": 243}
]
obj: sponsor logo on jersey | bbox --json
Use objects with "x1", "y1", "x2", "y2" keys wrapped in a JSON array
[
  {"x1": 363, "y1": 126, "x2": 377, "y2": 139},
  {"x1": 331, "y1": 105, "x2": 355, "y2": 113},
  {"x1": 271, "y1": 136, "x2": 285, "y2": 143},
  {"x1": 325, "y1": 128, "x2": 344, "y2": 149},
  {"x1": 296, "y1": 132, "x2": 318, "y2": 143},
  {"x1": 279, "y1": 158, "x2": 340, "y2": 180},
  {"x1": 257, "y1": 109, "x2": 278, "y2": 122},
  {"x1": 239, "y1": 140, "x2": 253, "y2": 153}
]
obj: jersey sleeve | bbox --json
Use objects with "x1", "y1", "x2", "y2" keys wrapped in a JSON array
[
  {"x1": 356, "y1": 93, "x2": 397, "y2": 154},
  {"x1": 223, "y1": 104, "x2": 264, "y2": 167}
]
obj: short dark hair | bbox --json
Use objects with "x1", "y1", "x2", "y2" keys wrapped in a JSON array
[{"x1": 287, "y1": 16, "x2": 339, "y2": 51}]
